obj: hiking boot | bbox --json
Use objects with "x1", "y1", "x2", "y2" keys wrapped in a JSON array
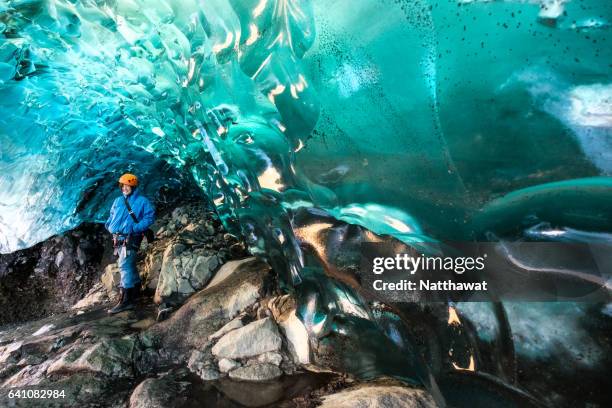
[
  {"x1": 130, "y1": 284, "x2": 141, "y2": 302},
  {"x1": 108, "y1": 287, "x2": 134, "y2": 314},
  {"x1": 108, "y1": 287, "x2": 125, "y2": 310}
]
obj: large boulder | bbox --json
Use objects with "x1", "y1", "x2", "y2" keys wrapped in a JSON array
[
  {"x1": 154, "y1": 242, "x2": 220, "y2": 304},
  {"x1": 101, "y1": 263, "x2": 121, "y2": 297},
  {"x1": 129, "y1": 369, "x2": 190, "y2": 408},
  {"x1": 211, "y1": 317, "x2": 282, "y2": 360},
  {"x1": 141, "y1": 249, "x2": 163, "y2": 291},
  {"x1": 147, "y1": 257, "x2": 271, "y2": 354},
  {"x1": 319, "y1": 383, "x2": 436, "y2": 408},
  {"x1": 148, "y1": 203, "x2": 246, "y2": 306}
]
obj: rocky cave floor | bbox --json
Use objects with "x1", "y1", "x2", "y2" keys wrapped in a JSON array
[{"x1": 0, "y1": 203, "x2": 434, "y2": 407}]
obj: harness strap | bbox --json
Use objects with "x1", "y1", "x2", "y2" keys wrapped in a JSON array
[{"x1": 123, "y1": 196, "x2": 139, "y2": 224}]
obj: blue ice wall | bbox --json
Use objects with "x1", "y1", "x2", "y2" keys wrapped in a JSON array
[{"x1": 1, "y1": 0, "x2": 610, "y2": 254}]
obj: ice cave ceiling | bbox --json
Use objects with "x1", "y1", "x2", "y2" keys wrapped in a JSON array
[{"x1": 0, "y1": 0, "x2": 610, "y2": 254}]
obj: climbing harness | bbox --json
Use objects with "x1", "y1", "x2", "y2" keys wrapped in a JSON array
[{"x1": 112, "y1": 233, "x2": 131, "y2": 257}]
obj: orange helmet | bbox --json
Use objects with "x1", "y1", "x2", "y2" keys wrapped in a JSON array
[{"x1": 118, "y1": 173, "x2": 138, "y2": 187}]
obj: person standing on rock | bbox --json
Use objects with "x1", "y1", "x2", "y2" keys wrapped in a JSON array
[{"x1": 104, "y1": 173, "x2": 155, "y2": 314}]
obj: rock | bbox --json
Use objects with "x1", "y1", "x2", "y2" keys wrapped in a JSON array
[
  {"x1": 212, "y1": 317, "x2": 282, "y2": 360},
  {"x1": 72, "y1": 283, "x2": 106, "y2": 310},
  {"x1": 1, "y1": 371, "x2": 130, "y2": 407},
  {"x1": 76, "y1": 246, "x2": 86, "y2": 266},
  {"x1": 156, "y1": 303, "x2": 174, "y2": 322},
  {"x1": 279, "y1": 310, "x2": 310, "y2": 365},
  {"x1": 254, "y1": 351, "x2": 283, "y2": 366},
  {"x1": 0, "y1": 341, "x2": 23, "y2": 365},
  {"x1": 187, "y1": 350, "x2": 208, "y2": 370},
  {"x1": 130, "y1": 318, "x2": 156, "y2": 330},
  {"x1": 171, "y1": 208, "x2": 183, "y2": 221},
  {"x1": 142, "y1": 250, "x2": 163, "y2": 291},
  {"x1": 154, "y1": 244, "x2": 219, "y2": 304},
  {"x1": 46, "y1": 337, "x2": 136, "y2": 378},
  {"x1": 2, "y1": 360, "x2": 52, "y2": 388},
  {"x1": 31, "y1": 324, "x2": 55, "y2": 336},
  {"x1": 198, "y1": 366, "x2": 220, "y2": 381},
  {"x1": 55, "y1": 251, "x2": 64, "y2": 268},
  {"x1": 205, "y1": 257, "x2": 257, "y2": 290},
  {"x1": 177, "y1": 278, "x2": 193, "y2": 294},
  {"x1": 187, "y1": 350, "x2": 219, "y2": 381},
  {"x1": 228, "y1": 363, "x2": 282, "y2": 382},
  {"x1": 268, "y1": 294, "x2": 296, "y2": 321},
  {"x1": 208, "y1": 317, "x2": 244, "y2": 341},
  {"x1": 147, "y1": 257, "x2": 270, "y2": 354},
  {"x1": 101, "y1": 263, "x2": 121, "y2": 296},
  {"x1": 319, "y1": 384, "x2": 436, "y2": 408},
  {"x1": 229, "y1": 242, "x2": 247, "y2": 258},
  {"x1": 218, "y1": 358, "x2": 240, "y2": 373},
  {"x1": 129, "y1": 370, "x2": 190, "y2": 408},
  {"x1": 153, "y1": 245, "x2": 180, "y2": 303}
]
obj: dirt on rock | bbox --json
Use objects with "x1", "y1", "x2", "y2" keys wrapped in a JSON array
[{"x1": 0, "y1": 223, "x2": 113, "y2": 326}]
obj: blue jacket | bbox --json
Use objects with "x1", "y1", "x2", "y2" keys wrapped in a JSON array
[{"x1": 105, "y1": 188, "x2": 155, "y2": 236}]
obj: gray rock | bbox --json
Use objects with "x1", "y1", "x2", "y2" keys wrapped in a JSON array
[
  {"x1": 279, "y1": 310, "x2": 310, "y2": 365},
  {"x1": 147, "y1": 257, "x2": 270, "y2": 353},
  {"x1": 46, "y1": 337, "x2": 136, "y2": 378},
  {"x1": 171, "y1": 208, "x2": 183, "y2": 221},
  {"x1": 205, "y1": 257, "x2": 256, "y2": 290},
  {"x1": 1, "y1": 371, "x2": 128, "y2": 407},
  {"x1": 218, "y1": 358, "x2": 240, "y2": 373},
  {"x1": 129, "y1": 371, "x2": 190, "y2": 408},
  {"x1": 208, "y1": 317, "x2": 244, "y2": 342},
  {"x1": 101, "y1": 263, "x2": 121, "y2": 297},
  {"x1": 186, "y1": 349, "x2": 220, "y2": 381},
  {"x1": 55, "y1": 251, "x2": 64, "y2": 268},
  {"x1": 198, "y1": 366, "x2": 220, "y2": 381},
  {"x1": 143, "y1": 250, "x2": 163, "y2": 291},
  {"x1": 212, "y1": 317, "x2": 282, "y2": 360},
  {"x1": 319, "y1": 384, "x2": 436, "y2": 408},
  {"x1": 71, "y1": 283, "x2": 106, "y2": 310},
  {"x1": 177, "y1": 278, "x2": 194, "y2": 294},
  {"x1": 187, "y1": 350, "x2": 209, "y2": 372},
  {"x1": 76, "y1": 246, "x2": 86, "y2": 266},
  {"x1": 228, "y1": 363, "x2": 282, "y2": 382},
  {"x1": 0, "y1": 341, "x2": 23, "y2": 365},
  {"x1": 154, "y1": 244, "x2": 219, "y2": 304},
  {"x1": 254, "y1": 351, "x2": 283, "y2": 366}
]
